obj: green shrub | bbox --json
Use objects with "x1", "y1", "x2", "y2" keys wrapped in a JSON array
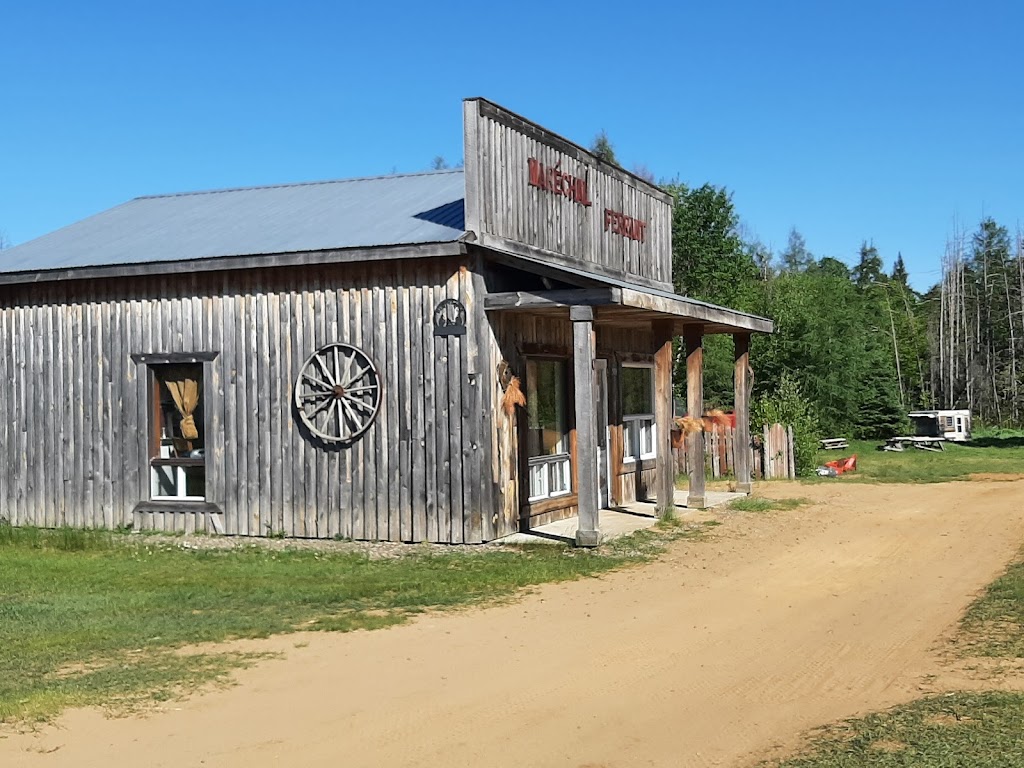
[{"x1": 752, "y1": 372, "x2": 821, "y2": 476}]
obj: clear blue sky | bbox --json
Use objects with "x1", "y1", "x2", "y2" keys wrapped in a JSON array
[{"x1": 2, "y1": 0, "x2": 1022, "y2": 291}]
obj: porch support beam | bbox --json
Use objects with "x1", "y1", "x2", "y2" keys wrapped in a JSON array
[
  {"x1": 571, "y1": 305, "x2": 602, "y2": 547},
  {"x1": 653, "y1": 320, "x2": 675, "y2": 516},
  {"x1": 734, "y1": 332, "x2": 753, "y2": 494},
  {"x1": 685, "y1": 324, "x2": 706, "y2": 509}
]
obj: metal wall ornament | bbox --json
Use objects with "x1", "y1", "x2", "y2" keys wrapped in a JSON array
[
  {"x1": 294, "y1": 342, "x2": 382, "y2": 444},
  {"x1": 433, "y1": 298, "x2": 467, "y2": 337}
]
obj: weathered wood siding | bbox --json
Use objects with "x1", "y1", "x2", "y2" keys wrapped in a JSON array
[
  {"x1": 0, "y1": 257, "x2": 495, "y2": 543},
  {"x1": 464, "y1": 98, "x2": 674, "y2": 292},
  {"x1": 488, "y1": 312, "x2": 577, "y2": 531},
  {"x1": 487, "y1": 307, "x2": 659, "y2": 529}
]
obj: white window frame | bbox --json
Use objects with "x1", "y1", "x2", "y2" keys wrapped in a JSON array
[
  {"x1": 527, "y1": 455, "x2": 572, "y2": 503},
  {"x1": 622, "y1": 362, "x2": 656, "y2": 464},
  {"x1": 151, "y1": 464, "x2": 206, "y2": 502},
  {"x1": 524, "y1": 358, "x2": 574, "y2": 503}
]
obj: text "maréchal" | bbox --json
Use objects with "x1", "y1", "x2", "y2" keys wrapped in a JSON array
[{"x1": 527, "y1": 158, "x2": 592, "y2": 207}]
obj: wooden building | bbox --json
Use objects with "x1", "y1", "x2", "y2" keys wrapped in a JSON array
[{"x1": 0, "y1": 99, "x2": 772, "y2": 545}]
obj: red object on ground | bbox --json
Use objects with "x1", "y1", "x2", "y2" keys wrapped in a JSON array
[{"x1": 824, "y1": 455, "x2": 858, "y2": 475}]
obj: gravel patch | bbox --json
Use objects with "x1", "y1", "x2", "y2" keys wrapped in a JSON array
[{"x1": 127, "y1": 532, "x2": 526, "y2": 559}]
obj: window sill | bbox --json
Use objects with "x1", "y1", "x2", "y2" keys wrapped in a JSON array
[
  {"x1": 621, "y1": 458, "x2": 656, "y2": 471},
  {"x1": 521, "y1": 493, "x2": 578, "y2": 517},
  {"x1": 133, "y1": 501, "x2": 223, "y2": 514},
  {"x1": 527, "y1": 490, "x2": 572, "y2": 504}
]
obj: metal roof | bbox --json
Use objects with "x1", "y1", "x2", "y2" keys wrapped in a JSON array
[{"x1": 0, "y1": 170, "x2": 467, "y2": 274}]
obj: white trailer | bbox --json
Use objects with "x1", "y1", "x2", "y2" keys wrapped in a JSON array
[{"x1": 907, "y1": 410, "x2": 972, "y2": 442}]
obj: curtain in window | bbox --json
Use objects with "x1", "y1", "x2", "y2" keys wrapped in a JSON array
[{"x1": 163, "y1": 367, "x2": 200, "y2": 440}]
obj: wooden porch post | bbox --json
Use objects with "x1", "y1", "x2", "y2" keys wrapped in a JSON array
[
  {"x1": 653, "y1": 320, "x2": 675, "y2": 516},
  {"x1": 734, "y1": 332, "x2": 753, "y2": 494},
  {"x1": 685, "y1": 324, "x2": 706, "y2": 509},
  {"x1": 571, "y1": 306, "x2": 601, "y2": 547}
]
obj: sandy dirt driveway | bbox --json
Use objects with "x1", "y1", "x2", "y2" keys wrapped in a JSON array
[{"x1": 4, "y1": 480, "x2": 1024, "y2": 768}]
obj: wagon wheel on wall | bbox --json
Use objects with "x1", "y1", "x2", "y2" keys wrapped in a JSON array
[{"x1": 294, "y1": 342, "x2": 381, "y2": 444}]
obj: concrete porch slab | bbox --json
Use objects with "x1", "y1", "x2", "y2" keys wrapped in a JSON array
[{"x1": 494, "y1": 488, "x2": 747, "y2": 545}]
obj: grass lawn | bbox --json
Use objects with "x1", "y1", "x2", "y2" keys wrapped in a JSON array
[
  {"x1": 0, "y1": 519, "x2": 707, "y2": 724},
  {"x1": 770, "y1": 692, "x2": 1024, "y2": 767},
  {"x1": 960, "y1": 545, "x2": 1024, "y2": 658},
  {"x1": 728, "y1": 496, "x2": 809, "y2": 513},
  {"x1": 811, "y1": 435, "x2": 1024, "y2": 484},
  {"x1": 769, "y1": 541, "x2": 1024, "y2": 767}
]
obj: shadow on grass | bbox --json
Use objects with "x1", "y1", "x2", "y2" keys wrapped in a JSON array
[{"x1": 964, "y1": 436, "x2": 1024, "y2": 449}]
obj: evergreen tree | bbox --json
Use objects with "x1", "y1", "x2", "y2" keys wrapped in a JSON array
[
  {"x1": 590, "y1": 131, "x2": 617, "y2": 164},
  {"x1": 854, "y1": 335, "x2": 908, "y2": 438},
  {"x1": 852, "y1": 241, "x2": 884, "y2": 289},
  {"x1": 809, "y1": 256, "x2": 850, "y2": 280},
  {"x1": 891, "y1": 252, "x2": 909, "y2": 286},
  {"x1": 779, "y1": 228, "x2": 814, "y2": 273}
]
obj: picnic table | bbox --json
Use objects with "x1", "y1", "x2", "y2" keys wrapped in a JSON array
[
  {"x1": 883, "y1": 436, "x2": 945, "y2": 452},
  {"x1": 819, "y1": 438, "x2": 849, "y2": 450}
]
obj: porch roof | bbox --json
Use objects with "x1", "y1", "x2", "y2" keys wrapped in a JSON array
[{"x1": 482, "y1": 287, "x2": 773, "y2": 335}]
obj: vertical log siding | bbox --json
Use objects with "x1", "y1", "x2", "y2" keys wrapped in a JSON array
[
  {"x1": 464, "y1": 99, "x2": 674, "y2": 292},
  {"x1": 0, "y1": 257, "x2": 492, "y2": 543}
]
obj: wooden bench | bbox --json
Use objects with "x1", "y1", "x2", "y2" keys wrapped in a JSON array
[{"x1": 819, "y1": 438, "x2": 849, "y2": 450}]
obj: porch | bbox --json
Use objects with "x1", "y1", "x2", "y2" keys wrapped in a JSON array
[
  {"x1": 484, "y1": 285, "x2": 773, "y2": 547},
  {"x1": 494, "y1": 488, "x2": 747, "y2": 545}
]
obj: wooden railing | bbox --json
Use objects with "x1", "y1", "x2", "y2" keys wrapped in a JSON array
[{"x1": 672, "y1": 422, "x2": 796, "y2": 480}]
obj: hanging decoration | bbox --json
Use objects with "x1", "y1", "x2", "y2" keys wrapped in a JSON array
[
  {"x1": 433, "y1": 298, "x2": 467, "y2": 337},
  {"x1": 294, "y1": 342, "x2": 381, "y2": 444}
]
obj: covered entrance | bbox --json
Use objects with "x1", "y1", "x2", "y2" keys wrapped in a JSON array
[{"x1": 484, "y1": 284, "x2": 771, "y2": 546}]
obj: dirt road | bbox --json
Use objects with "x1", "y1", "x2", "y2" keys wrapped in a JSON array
[{"x1": 5, "y1": 481, "x2": 1024, "y2": 768}]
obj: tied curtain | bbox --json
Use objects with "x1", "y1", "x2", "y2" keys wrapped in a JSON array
[{"x1": 163, "y1": 367, "x2": 200, "y2": 441}]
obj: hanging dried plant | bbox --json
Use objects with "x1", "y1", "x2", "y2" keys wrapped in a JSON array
[
  {"x1": 676, "y1": 415, "x2": 705, "y2": 435},
  {"x1": 676, "y1": 410, "x2": 731, "y2": 436},
  {"x1": 705, "y1": 408, "x2": 731, "y2": 430},
  {"x1": 502, "y1": 375, "x2": 526, "y2": 416}
]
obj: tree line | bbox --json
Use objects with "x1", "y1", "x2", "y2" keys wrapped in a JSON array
[
  {"x1": 587, "y1": 132, "x2": 1024, "y2": 475},
  {"x1": 665, "y1": 181, "x2": 1024, "y2": 448}
]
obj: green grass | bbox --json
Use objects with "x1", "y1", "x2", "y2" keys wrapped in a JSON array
[
  {"x1": 811, "y1": 436, "x2": 1024, "y2": 484},
  {"x1": 729, "y1": 496, "x2": 810, "y2": 513},
  {"x1": 0, "y1": 519, "x2": 709, "y2": 724},
  {"x1": 959, "y1": 546, "x2": 1024, "y2": 658},
  {"x1": 767, "y1": 532, "x2": 1024, "y2": 766},
  {"x1": 769, "y1": 692, "x2": 1024, "y2": 767}
]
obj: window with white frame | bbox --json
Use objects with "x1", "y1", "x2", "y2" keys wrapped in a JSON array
[
  {"x1": 622, "y1": 363, "x2": 655, "y2": 463},
  {"x1": 525, "y1": 359, "x2": 572, "y2": 501}
]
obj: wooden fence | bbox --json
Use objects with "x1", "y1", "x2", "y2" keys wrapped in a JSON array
[{"x1": 672, "y1": 422, "x2": 796, "y2": 480}]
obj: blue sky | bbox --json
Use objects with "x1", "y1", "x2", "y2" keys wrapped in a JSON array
[{"x1": 2, "y1": 0, "x2": 1021, "y2": 290}]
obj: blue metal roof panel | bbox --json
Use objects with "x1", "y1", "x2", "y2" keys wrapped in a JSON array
[{"x1": 0, "y1": 170, "x2": 467, "y2": 274}]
